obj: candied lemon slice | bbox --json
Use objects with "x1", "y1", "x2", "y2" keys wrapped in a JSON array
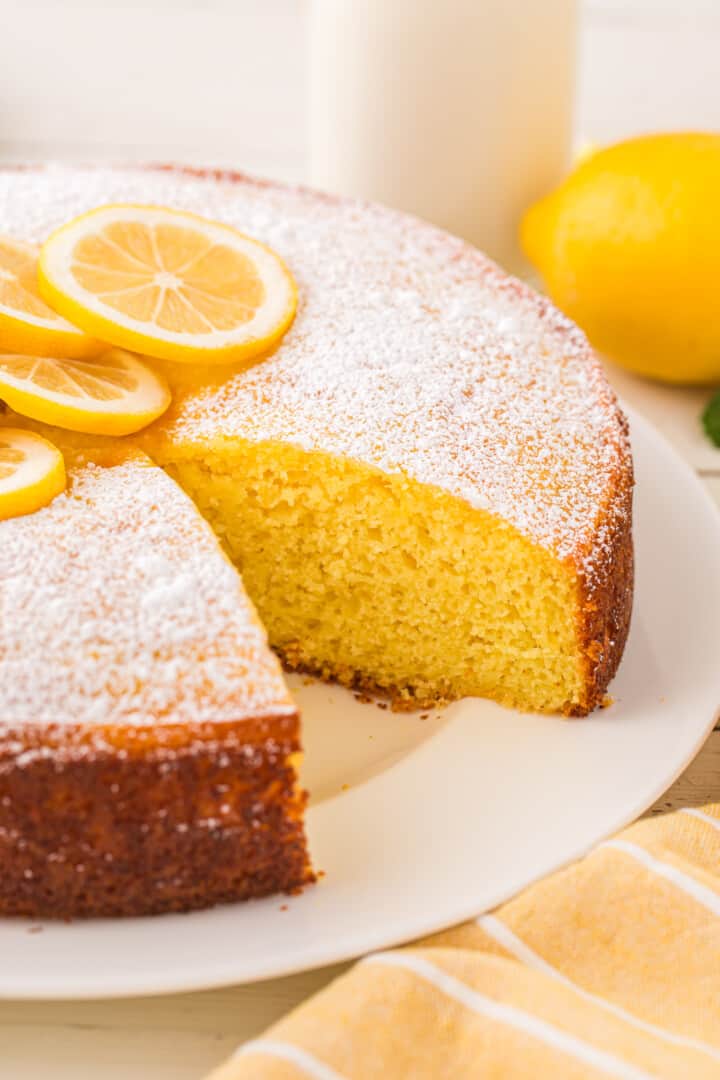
[
  {"x1": 0, "y1": 235, "x2": 101, "y2": 359},
  {"x1": 0, "y1": 349, "x2": 171, "y2": 436},
  {"x1": 38, "y1": 204, "x2": 297, "y2": 365},
  {"x1": 0, "y1": 427, "x2": 66, "y2": 520}
]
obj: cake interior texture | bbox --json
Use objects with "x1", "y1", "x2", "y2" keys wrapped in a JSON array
[{"x1": 159, "y1": 438, "x2": 589, "y2": 715}]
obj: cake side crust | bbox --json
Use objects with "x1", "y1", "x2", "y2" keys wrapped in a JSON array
[
  {"x1": 570, "y1": 410, "x2": 635, "y2": 716},
  {"x1": 0, "y1": 713, "x2": 313, "y2": 918}
]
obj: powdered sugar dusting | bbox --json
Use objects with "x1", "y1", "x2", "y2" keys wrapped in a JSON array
[
  {"x1": 0, "y1": 453, "x2": 294, "y2": 725},
  {"x1": 0, "y1": 164, "x2": 630, "y2": 571}
]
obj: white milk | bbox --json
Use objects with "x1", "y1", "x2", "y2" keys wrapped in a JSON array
[{"x1": 308, "y1": 0, "x2": 576, "y2": 272}]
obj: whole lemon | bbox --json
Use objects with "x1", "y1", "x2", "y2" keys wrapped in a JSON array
[{"x1": 521, "y1": 133, "x2": 720, "y2": 384}]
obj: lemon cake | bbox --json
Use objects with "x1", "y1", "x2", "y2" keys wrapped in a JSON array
[
  {"x1": 0, "y1": 441, "x2": 312, "y2": 917},
  {"x1": 0, "y1": 165, "x2": 633, "y2": 917}
]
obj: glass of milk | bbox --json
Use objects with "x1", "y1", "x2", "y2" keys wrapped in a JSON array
[{"x1": 308, "y1": 0, "x2": 576, "y2": 273}]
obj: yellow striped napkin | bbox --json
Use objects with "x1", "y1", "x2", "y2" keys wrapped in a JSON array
[{"x1": 208, "y1": 805, "x2": 720, "y2": 1078}]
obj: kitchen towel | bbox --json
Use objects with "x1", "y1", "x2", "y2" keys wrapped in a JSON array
[{"x1": 207, "y1": 804, "x2": 720, "y2": 1078}]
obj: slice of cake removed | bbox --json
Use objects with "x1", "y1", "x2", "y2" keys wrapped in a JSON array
[{"x1": 0, "y1": 443, "x2": 312, "y2": 917}]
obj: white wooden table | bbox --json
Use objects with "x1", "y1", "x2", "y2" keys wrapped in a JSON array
[{"x1": 1, "y1": 2, "x2": 720, "y2": 1076}]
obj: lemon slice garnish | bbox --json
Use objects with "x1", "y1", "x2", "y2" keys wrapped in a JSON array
[
  {"x1": 0, "y1": 427, "x2": 66, "y2": 520},
  {"x1": 0, "y1": 235, "x2": 100, "y2": 359},
  {"x1": 38, "y1": 204, "x2": 297, "y2": 366},
  {"x1": 0, "y1": 349, "x2": 171, "y2": 436}
]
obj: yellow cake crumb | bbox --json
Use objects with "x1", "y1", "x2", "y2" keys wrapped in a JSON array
[{"x1": 156, "y1": 438, "x2": 587, "y2": 715}]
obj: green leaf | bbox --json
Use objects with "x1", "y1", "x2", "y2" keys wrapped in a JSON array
[{"x1": 702, "y1": 390, "x2": 720, "y2": 447}]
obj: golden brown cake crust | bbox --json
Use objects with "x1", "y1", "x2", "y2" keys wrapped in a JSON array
[
  {"x1": 571, "y1": 409, "x2": 635, "y2": 716},
  {"x1": 0, "y1": 715, "x2": 313, "y2": 918}
]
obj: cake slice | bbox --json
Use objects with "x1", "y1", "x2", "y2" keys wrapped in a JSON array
[{"x1": 0, "y1": 442, "x2": 312, "y2": 917}]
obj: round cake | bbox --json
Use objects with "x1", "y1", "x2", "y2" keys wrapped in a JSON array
[{"x1": 0, "y1": 165, "x2": 633, "y2": 917}]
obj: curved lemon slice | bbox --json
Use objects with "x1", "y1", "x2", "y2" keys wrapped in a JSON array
[
  {"x1": 0, "y1": 427, "x2": 66, "y2": 520},
  {"x1": 0, "y1": 349, "x2": 171, "y2": 436},
  {"x1": 0, "y1": 236, "x2": 101, "y2": 359},
  {"x1": 38, "y1": 204, "x2": 297, "y2": 365}
]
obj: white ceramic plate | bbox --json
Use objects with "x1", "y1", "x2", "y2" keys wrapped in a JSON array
[{"x1": 2, "y1": 406, "x2": 719, "y2": 999}]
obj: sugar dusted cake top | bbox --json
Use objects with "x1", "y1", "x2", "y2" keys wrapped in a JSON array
[
  {"x1": 0, "y1": 447, "x2": 294, "y2": 726},
  {"x1": 0, "y1": 165, "x2": 630, "y2": 574}
]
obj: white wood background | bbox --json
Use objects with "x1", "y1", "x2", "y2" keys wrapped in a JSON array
[
  {"x1": 1, "y1": 0, "x2": 719, "y2": 179},
  {"x1": 1, "y1": 2, "x2": 720, "y2": 1077}
]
